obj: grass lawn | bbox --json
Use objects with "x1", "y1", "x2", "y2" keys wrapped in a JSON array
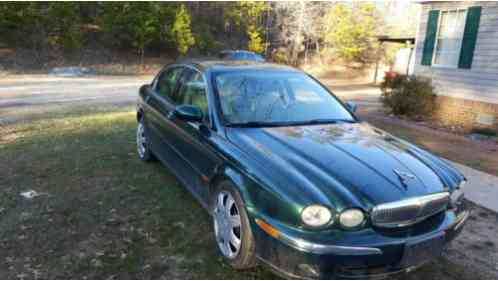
[
  {"x1": 0, "y1": 106, "x2": 275, "y2": 279},
  {"x1": 0, "y1": 106, "x2": 495, "y2": 279}
]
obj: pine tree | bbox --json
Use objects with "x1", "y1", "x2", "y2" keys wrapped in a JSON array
[{"x1": 172, "y1": 4, "x2": 195, "y2": 55}]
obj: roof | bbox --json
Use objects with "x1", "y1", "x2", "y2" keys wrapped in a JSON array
[
  {"x1": 219, "y1": 49, "x2": 258, "y2": 54},
  {"x1": 181, "y1": 60, "x2": 298, "y2": 73},
  {"x1": 377, "y1": 36, "x2": 415, "y2": 44}
]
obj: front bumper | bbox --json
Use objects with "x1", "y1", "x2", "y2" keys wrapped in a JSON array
[{"x1": 252, "y1": 207, "x2": 469, "y2": 279}]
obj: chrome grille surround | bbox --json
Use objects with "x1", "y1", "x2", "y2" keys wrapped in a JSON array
[{"x1": 371, "y1": 192, "x2": 450, "y2": 228}]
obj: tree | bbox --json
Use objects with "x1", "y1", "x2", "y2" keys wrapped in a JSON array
[
  {"x1": 100, "y1": 3, "x2": 164, "y2": 63},
  {"x1": 271, "y1": 1, "x2": 325, "y2": 65},
  {"x1": 322, "y1": 3, "x2": 379, "y2": 63},
  {"x1": 224, "y1": 1, "x2": 268, "y2": 52},
  {"x1": 171, "y1": 4, "x2": 195, "y2": 56},
  {"x1": 247, "y1": 25, "x2": 264, "y2": 53}
]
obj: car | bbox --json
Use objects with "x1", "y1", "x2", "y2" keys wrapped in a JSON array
[
  {"x1": 218, "y1": 50, "x2": 265, "y2": 62},
  {"x1": 136, "y1": 60, "x2": 469, "y2": 279}
]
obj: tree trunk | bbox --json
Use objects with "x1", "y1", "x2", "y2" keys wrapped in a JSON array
[
  {"x1": 292, "y1": 1, "x2": 305, "y2": 66},
  {"x1": 316, "y1": 39, "x2": 322, "y2": 65},
  {"x1": 304, "y1": 39, "x2": 308, "y2": 65},
  {"x1": 139, "y1": 47, "x2": 145, "y2": 70}
]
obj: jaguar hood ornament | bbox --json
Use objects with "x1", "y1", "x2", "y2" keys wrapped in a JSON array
[{"x1": 393, "y1": 169, "x2": 416, "y2": 187}]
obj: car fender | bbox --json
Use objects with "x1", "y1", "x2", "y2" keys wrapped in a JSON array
[{"x1": 208, "y1": 143, "x2": 307, "y2": 227}]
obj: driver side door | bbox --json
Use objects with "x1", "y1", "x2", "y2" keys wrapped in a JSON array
[{"x1": 168, "y1": 68, "x2": 221, "y2": 204}]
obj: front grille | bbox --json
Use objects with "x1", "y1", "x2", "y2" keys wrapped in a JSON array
[{"x1": 371, "y1": 192, "x2": 450, "y2": 228}]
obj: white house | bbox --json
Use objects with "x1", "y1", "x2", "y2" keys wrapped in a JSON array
[{"x1": 413, "y1": 1, "x2": 498, "y2": 128}]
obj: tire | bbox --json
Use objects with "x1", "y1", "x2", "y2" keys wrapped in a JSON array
[
  {"x1": 136, "y1": 117, "x2": 155, "y2": 162},
  {"x1": 212, "y1": 181, "x2": 257, "y2": 269}
]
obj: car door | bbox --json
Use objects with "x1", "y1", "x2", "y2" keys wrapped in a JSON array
[
  {"x1": 145, "y1": 66, "x2": 185, "y2": 166},
  {"x1": 169, "y1": 68, "x2": 221, "y2": 203}
]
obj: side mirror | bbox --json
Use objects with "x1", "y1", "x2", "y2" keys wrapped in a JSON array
[
  {"x1": 173, "y1": 104, "x2": 203, "y2": 122},
  {"x1": 139, "y1": 84, "x2": 150, "y2": 95},
  {"x1": 345, "y1": 101, "x2": 358, "y2": 113}
]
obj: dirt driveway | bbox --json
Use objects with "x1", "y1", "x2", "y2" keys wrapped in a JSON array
[
  {"x1": 1, "y1": 75, "x2": 498, "y2": 279},
  {"x1": 0, "y1": 75, "x2": 151, "y2": 124}
]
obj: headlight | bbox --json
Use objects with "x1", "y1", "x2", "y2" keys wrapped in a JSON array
[
  {"x1": 450, "y1": 189, "x2": 465, "y2": 208},
  {"x1": 339, "y1": 209, "x2": 365, "y2": 228},
  {"x1": 301, "y1": 205, "x2": 333, "y2": 227}
]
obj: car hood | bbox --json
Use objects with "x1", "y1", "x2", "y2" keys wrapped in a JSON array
[{"x1": 226, "y1": 122, "x2": 464, "y2": 210}]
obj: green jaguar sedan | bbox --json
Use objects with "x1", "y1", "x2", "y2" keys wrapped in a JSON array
[{"x1": 136, "y1": 60, "x2": 469, "y2": 279}]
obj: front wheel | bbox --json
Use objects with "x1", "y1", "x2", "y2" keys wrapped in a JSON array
[
  {"x1": 136, "y1": 119, "x2": 155, "y2": 162},
  {"x1": 212, "y1": 181, "x2": 257, "y2": 269}
]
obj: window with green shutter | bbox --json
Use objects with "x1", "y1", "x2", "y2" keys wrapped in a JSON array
[
  {"x1": 421, "y1": 10, "x2": 439, "y2": 66},
  {"x1": 433, "y1": 9, "x2": 467, "y2": 67},
  {"x1": 459, "y1": 6, "x2": 481, "y2": 69},
  {"x1": 422, "y1": 6, "x2": 482, "y2": 69}
]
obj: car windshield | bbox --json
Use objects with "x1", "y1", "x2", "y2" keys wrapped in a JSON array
[{"x1": 214, "y1": 71, "x2": 355, "y2": 126}]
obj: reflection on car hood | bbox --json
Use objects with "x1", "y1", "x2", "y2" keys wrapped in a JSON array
[{"x1": 227, "y1": 122, "x2": 464, "y2": 210}]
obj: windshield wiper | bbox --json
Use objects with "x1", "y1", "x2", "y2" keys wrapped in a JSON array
[
  {"x1": 227, "y1": 121, "x2": 297, "y2": 127},
  {"x1": 227, "y1": 119, "x2": 355, "y2": 128},
  {"x1": 292, "y1": 118, "x2": 356, "y2": 125}
]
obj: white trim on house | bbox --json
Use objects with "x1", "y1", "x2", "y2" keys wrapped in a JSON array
[{"x1": 431, "y1": 9, "x2": 467, "y2": 69}]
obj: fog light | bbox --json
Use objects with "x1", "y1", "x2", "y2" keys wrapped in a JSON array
[{"x1": 339, "y1": 209, "x2": 365, "y2": 229}]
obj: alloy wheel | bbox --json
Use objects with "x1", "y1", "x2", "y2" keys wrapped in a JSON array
[
  {"x1": 136, "y1": 122, "x2": 147, "y2": 158},
  {"x1": 213, "y1": 191, "x2": 242, "y2": 259}
]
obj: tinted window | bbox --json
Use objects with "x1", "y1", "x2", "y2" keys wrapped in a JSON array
[
  {"x1": 156, "y1": 67, "x2": 183, "y2": 100},
  {"x1": 177, "y1": 69, "x2": 209, "y2": 121},
  {"x1": 214, "y1": 71, "x2": 354, "y2": 124}
]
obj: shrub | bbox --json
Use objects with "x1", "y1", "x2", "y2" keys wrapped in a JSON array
[
  {"x1": 471, "y1": 127, "x2": 497, "y2": 137},
  {"x1": 380, "y1": 75, "x2": 436, "y2": 119}
]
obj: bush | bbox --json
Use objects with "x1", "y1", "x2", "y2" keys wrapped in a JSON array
[
  {"x1": 380, "y1": 75, "x2": 436, "y2": 119},
  {"x1": 471, "y1": 127, "x2": 497, "y2": 137}
]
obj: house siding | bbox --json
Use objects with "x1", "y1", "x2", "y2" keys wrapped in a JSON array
[{"x1": 413, "y1": 1, "x2": 498, "y2": 128}]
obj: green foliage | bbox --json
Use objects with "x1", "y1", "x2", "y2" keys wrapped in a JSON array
[
  {"x1": 380, "y1": 75, "x2": 437, "y2": 118},
  {"x1": 322, "y1": 3, "x2": 378, "y2": 63},
  {"x1": 100, "y1": 3, "x2": 163, "y2": 51},
  {"x1": 99, "y1": 3, "x2": 195, "y2": 57},
  {"x1": 171, "y1": 5, "x2": 195, "y2": 55},
  {"x1": 471, "y1": 127, "x2": 497, "y2": 137},
  {"x1": 224, "y1": 1, "x2": 268, "y2": 51},
  {"x1": 272, "y1": 48, "x2": 289, "y2": 64},
  {"x1": 195, "y1": 29, "x2": 223, "y2": 56},
  {"x1": 46, "y1": 3, "x2": 83, "y2": 50},
  {"x1": 247, "y1": 25, "x2": 265, "y2": 53},
  {"x1": 0, "y1": 2, "x2": 83, "y2": 50},
  {"x1": 224, "y1": 1, "x2": 268, "y2": 30}
]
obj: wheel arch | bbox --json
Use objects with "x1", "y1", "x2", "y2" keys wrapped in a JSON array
[
  {"x1": 137, "y1": 108, "x2": 144, "y2": 122},
  {"x1": 208, "y1": 165, "x2": 256, "y2": 212}
]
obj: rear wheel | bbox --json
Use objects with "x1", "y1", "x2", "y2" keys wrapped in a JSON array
[
  {"x1": 212, "y1": 181, "x2": 257, "y2": 269},
  {"x1": 136, "y1": 118, "x2": 155, "y2": 162}
]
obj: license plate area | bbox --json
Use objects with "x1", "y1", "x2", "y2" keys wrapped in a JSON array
[{"x1": 400, "y1": 233, "x2": 445, "y2": 267}]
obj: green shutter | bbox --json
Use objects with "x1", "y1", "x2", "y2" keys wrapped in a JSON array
[
  {"x1": 459, "y1": 6, "x2": 482, "y2": 69},
  {"x1": 421, "y1": 10, "x2": 439, "y2": 66}
]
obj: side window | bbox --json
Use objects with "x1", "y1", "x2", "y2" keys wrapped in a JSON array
[
  {"x1": 155, "y1": 67, "x2": 183, "y2": 100},
  {"x1": 177, "y1": 69, "x2": 209, "y2": 122}
]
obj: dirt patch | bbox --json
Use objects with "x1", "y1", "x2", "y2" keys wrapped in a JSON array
[{"x1": 363, "y1": 114, "x2": 498, "y2": 177}]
